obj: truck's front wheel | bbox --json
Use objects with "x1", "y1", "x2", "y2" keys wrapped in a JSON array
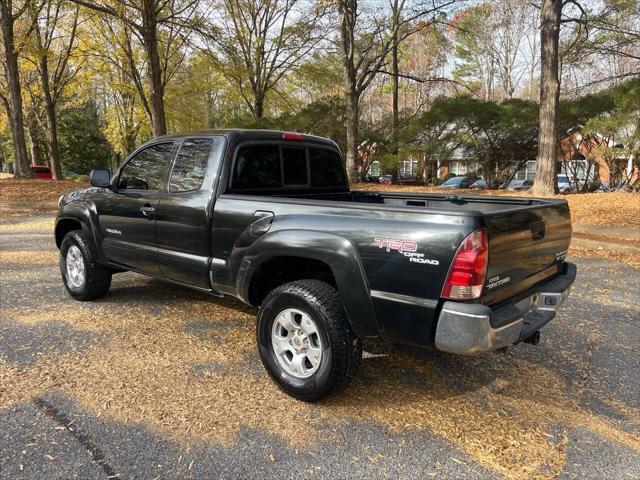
[
  {"x1": 60, "y1": 230, "x2": 112, "y2": 301},
  {"x1": 257, "y1": 280, "x2": 362, "y2": 401}
]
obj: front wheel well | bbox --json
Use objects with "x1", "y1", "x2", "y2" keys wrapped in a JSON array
[
  {"x1": 55, "y1": 218, "x2": 83, "y2": 248},
  {"x1": 248, "y1": 256, "x2": 337, "y2": 307}
]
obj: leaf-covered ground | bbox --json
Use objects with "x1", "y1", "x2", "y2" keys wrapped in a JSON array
[
  {"x1": 0, "y1": 178, "x2": 87, "y2": 201},
  {"x1": 1, "y1": 216, "x2": 639, "y2": 479}
]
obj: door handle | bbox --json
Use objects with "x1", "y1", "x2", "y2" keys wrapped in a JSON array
[{"x1": 140, "y1": 205, "x2": 155, "y2": 217}]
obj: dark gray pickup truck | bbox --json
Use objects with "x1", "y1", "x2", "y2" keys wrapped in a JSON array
[{"x1": 55, "y1": 129, "x2": 576, "y2": 400}]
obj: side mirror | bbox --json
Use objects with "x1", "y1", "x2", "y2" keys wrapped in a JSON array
[{"x1": 90, "y1": 169, "x2": 110, "y2": 188}]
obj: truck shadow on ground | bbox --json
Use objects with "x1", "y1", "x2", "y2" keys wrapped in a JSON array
[
  {"x1": 103, "y1": 273, "x2": 636, "y2": 419},
  {"x1": 108, "y1": 275, "x2": 506, "y2": 397}
]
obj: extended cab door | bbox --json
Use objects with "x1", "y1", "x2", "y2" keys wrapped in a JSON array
[
  {"x1": 156, "y1": 137, "x2": 225, "y2": 289},
  {"x1": 97, "y1": 142, "x2": 175, "y2": 275}
]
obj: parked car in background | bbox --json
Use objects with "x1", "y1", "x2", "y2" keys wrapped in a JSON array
[
  {"x1": 505, "y1": 179, "x2": 533, "y2": 191},
  {"x1": 557, "y1": 174, "x2": 572, "y2": 193},
  {"x1": 30, "y1": 165, "x2": 52, "y2": 179},
  {"x1": 378, "y1": 174, "x2": 393, "y2": 184},
  {"x1": 440, "y1": 176, "x2": 474, "y2": 189},
  {"x1": 470, "y1": 179, "x2": 488, "y2": 189}
]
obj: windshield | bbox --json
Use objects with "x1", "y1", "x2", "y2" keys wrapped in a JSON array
[{"x1": 557, "y1": 175, "x2": 569, "y2": 182}]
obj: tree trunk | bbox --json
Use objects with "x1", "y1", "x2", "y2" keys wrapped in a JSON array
[
  {"x1": 345, "y1": 89, "x2": 359, "y2": 183},
  {"x1": 531, "y1": 0, "x2": 561, "y2": 196},
  {"x1": 142, "y1": 5, "x2": 167, "y2": 137},
  {"x1": 38, "y1": 55, "x2": 63, "y2": 180},
  {"x1": 26, "y1": 110, "x2": 43, "y2": 166},
  {"x1": 338, "y1": 0, "x2": 359, "y2": 183},
  {"x1": 42, "y1": 96, "x2": 62, "y2": 179},
  {"x1": 253, "y1": 91, "x2": 264, "y2": 118},
  {"x1": 0, "y1": 1, "x2": 30, "y2": 177},
  {"x1": 391, "y1": 0, "x2": 399, "y2": 156}
]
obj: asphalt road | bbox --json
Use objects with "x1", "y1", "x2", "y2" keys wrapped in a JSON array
[{"x1": 1, "y1": 214, "x2": 639, "y2": 480}]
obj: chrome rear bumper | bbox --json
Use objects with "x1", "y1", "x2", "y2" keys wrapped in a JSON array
[{"x1": 434, "y1": 263, "x2": 576, "y2": 355}]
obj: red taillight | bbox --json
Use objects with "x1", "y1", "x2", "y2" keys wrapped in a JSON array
[
  {"x1": 282, "y1": 132, "x2": 303, "y2": 141},
  {"x1": 441, "y1": 229, "x2": 488, "y2": 300}
]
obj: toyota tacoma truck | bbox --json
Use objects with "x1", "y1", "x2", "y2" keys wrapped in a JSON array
[{"x1": 55, "y1": 130, "x2": 576, "y2": 401}]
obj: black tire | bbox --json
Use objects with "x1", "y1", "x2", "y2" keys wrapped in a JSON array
[
  {"x1": 257, "y1": 280, "x2": 363, "y2": 401},
  {"x1": 60, "y1": 230, "x2": 112, "y2": 301}
]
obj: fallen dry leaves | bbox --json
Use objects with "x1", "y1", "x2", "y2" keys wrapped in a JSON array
[
  {"x1": 0, "y1": 178, "x2": 87, "y2": 201},
  {"x1": 1, "y1": 281, "x2": 639, "y2": 480},
  {"x1": 0, "y1": 250, "x2": 59, "y2": 265},
  {"x1": 569, "y1": 245, "x2": 640, "y2": 269},
  {"x1": 1, "y1": 223, "x2": 640, "y2": 480}
]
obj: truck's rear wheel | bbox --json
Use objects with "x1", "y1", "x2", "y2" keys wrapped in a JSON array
[
  {"x1": 60, "y1": 230, "x2": 112, "y2": 301},
  {"x1": 257, "y1": 280, "x2": 362, "y2": 401}
]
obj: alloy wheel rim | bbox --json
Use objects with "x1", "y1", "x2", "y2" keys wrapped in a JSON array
[
  {"x1": 271, "y1": 308, "x2": 323, "y2": 378},
  {"x1": 66, "y1": 245, "x2": 86, "y2": 288}
]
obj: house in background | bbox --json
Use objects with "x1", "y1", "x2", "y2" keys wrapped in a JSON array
[
  {"x1": 557, "y1": 127, "x2": 637, "y2": 188},
  {"x1": 512, "y1": 128, "x2": 637, "y2": 189},
  {"x1": 396, "y1": 148, "x2": 482, "y2": 183},
  {"x1": 363, "y1": 127, "x2": 637, "y2": 187},
  {"x1": 435, "y1": 148, "x2": 481, "y2": 178}
]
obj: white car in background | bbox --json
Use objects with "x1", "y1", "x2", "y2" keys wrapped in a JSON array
[{"x1": 557, "y1": 174, "x2": 573, "y2": 193}]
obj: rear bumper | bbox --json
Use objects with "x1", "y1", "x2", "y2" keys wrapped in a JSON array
[{"x1": 434, "y1": 262, "x2": 576, "y2": 355}]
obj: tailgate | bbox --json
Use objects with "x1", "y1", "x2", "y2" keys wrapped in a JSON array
[{"x1": 482, "y1": 201, "x2": 572, "y2": 305}]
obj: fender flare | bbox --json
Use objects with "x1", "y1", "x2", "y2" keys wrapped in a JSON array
[
  {"x1": 236, "y1": 229, "x2": 379, "y2": 338},
  {"x1": 55, "y1": 202, "x2": 104, "y2": 261}
]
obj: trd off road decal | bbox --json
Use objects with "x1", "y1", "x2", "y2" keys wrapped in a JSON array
[{"x1": 373, "y1": 237, "x2": 439, "y2": 265}]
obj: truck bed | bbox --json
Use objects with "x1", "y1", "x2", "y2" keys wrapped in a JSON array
[
  {"x1": 279, "y1": 189, "x2": 566, "y2": 216},
  {"x1": 259, "y1": 189, "x2": 572, "y2": 307}
]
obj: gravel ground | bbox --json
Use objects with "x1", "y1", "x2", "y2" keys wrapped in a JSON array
[{"x1": 1, "y1": 214, "x2": 639, "y2": 480}]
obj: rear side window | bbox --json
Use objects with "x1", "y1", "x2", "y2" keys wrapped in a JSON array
[
  {"x1": 169, "y1": 138, "x2": 212, "y2": 192},
  {"x1": 232, "y1": 145, "x2": 281, "y2": 190},
  {"x1": 232, "y1": 144, "x2": 345, "y2": 191},
  {"x1": 309, "y1": 148, "x2": 348, "y2": 187},
  {"x1": 118, "y1": 143, "x2": 173, "y2": 191}
]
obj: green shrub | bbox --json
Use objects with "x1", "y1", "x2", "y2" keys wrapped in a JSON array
[{"x1": 587, "y1": 180, "x2": 601, "y2": 192}]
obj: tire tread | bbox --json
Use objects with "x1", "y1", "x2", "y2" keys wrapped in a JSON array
[
  {"x1": 260, "y1": 279, "x2": 362, "y2": 400},
  {"x1": 60, "y1": 230, "x2": 111, "y2": 301}
]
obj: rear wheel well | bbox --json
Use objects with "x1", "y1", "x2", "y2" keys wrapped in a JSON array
[
  {"x1": 248, "y1": 256, "x2": 337, "y2": 307},
  {"x1": 55, "y1": 218, "x2": 83, "y2": 248}
]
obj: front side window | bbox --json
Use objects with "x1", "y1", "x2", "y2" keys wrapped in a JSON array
[
  {"x1": 169, "y1": 138, "x2": 212, "y2": 192},
  {"x1": 118, "y1": 143, "x2": 173, "y2": 191}
]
